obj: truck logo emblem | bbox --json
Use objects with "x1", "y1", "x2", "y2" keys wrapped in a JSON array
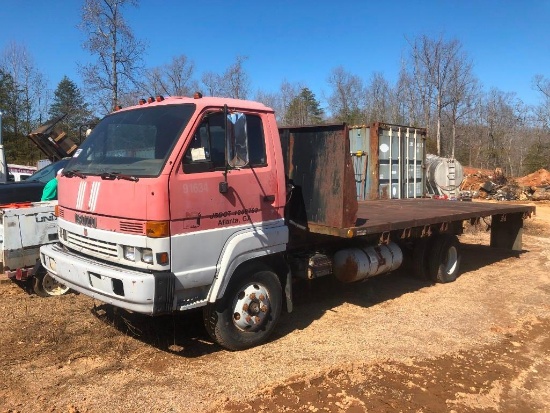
[{"x1": 75, "y1": 213, "x2": 97, "y2": 228}]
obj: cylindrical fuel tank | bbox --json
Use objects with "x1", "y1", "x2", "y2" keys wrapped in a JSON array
[
  {"x1": 425, "y1": 155, "x2": 464, "y2": 197},
  {"x1": 333, "y1": 242, "x2": 403, "y2": 283}
]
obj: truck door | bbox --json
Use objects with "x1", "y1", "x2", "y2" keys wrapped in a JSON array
[{"x1": 168, "y1": 111, "x2": 282, "y2": 293}]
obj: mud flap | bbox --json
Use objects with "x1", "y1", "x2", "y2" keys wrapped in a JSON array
[{"x1": 152, "y1": 272, "x2": 175, "y2": 315}]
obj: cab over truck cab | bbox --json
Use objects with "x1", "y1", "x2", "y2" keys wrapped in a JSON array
[
  {"x1": 40, "y1": 96, "x2": 535, "y2": 350},
  {"x1": 41, "y1": 97, "x2": 289, "y2": 350}
]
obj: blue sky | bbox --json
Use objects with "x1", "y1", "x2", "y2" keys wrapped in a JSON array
[{"x1": 1, "y1": 0, "x2": 549, "y2": 109}]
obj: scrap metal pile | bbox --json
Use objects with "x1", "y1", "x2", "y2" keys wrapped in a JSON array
[{"x1": 459, "y1": 167, "x2": 550, "y2": 201}]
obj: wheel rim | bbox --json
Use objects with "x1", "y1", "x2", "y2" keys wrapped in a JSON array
[
  {"x1": 232, "y1": 283, "x2": 271, "y2": 332},
  {"x1": 42, "y1": 274, "x2": 69, "y2": 296},
  {"x1": 443, "y1": 246, "x2": 458, "y2": 275}
]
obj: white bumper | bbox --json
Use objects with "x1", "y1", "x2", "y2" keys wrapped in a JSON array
[{"x1": 40, "y1": 243, "x2": 173, "y2": 315}]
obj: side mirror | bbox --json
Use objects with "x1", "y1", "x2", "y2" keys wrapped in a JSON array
[{"x1": 226, "y1": 112, "x2": 249, "y2": 168}]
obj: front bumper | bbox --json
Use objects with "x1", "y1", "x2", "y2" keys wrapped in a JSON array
[{"x1": 40, "y1": 243, "x2": 174, "y2": 315}]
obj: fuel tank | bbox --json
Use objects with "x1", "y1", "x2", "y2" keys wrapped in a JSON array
[{"x1": 333, "y1": 242, "x2": 403, "y2": 283}]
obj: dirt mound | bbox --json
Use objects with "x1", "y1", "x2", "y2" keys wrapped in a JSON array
[{"x1": 516, "y1": 169, "x2": 550, "y2": 187}]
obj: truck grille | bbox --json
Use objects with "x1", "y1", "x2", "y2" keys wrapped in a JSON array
[
  {"x1": 120, "y1": 221, "x2": 144, "y2": 234},
  {"x1": 66, "y1": 231, "x2": 118, "y2": 258}
]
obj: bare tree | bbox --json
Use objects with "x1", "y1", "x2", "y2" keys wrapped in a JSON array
[
  {"x1": 141, "y1": 55, "x2": 199, "y2": 97},
  {"x1": 444, "y1": 56, "x2": 479, "y2": 158},
  {"x1": 79, "y1": 0, "x2": 146, "y2": 113},
  {"x1": 254, "y1": 89, "x2": 283, "y2": 122},
  {"x1": 221, "y1": 56, "x2": 250, "y2": 99},
  {"x1": 396, "y1": 62, "x2": 423, "y2": 127},
  {"x1": 0, "y1": 42, "x2": 48, "y2": 163},
  {"x1": 533, "y1": 74, "x2": 550, "y2": 130},
  {"x1": 326, "y1": 66, "x2": 365, "y2": 124},
  {"x1": 201, "y1": 71, "x2": 222, "y2": 97},
  {"x1": 480, "y1": 89, "x2": 526, "y2": 174},
  {"x1": 365, "y1": 72, "x2": 393, "y2": 124},
  {"x1": 201, "y1": 56, "x2": 250, "y2": 99},
  {"x1": 407, "y1": 35, "x2": 464, "y2": 156},
  {"x1": 534, "y1": 74, "x2": 550, "y2": 99}
]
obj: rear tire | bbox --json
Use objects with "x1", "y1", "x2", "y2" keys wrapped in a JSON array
[
  {"x1": 32, "y1": 264, "x2": 70, "y2": 297},
  {"x1": 411, "y1": 237, "x2": 432, "y2": 280},
  {"x1": 203, "y1": 265, "x2": 282, "y2": 351},
  {"x1": 428, "y1": 234, "x2": 461, "y2": 283}
]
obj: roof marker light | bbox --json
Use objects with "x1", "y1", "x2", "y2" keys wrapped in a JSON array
[
  {"x1": 147, "y1": 96, "x2": 155, "y2": 103},
  {"x1": 139, "y1": 98, "x2": 146, "y2": 105},
  {"x1": 156, "y1": 95, "x2": 164, "y2": 102},
  {"x1": 194, "y1": 92, "x2": 203, "y2": 99}
]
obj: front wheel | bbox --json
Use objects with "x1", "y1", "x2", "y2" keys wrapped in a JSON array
[
  {"x1": 32, "y1": 264, "x2": 70, "y2": 297},
  {"x1": 203, "y1": 266, "x2": 282, "y2": 351}
]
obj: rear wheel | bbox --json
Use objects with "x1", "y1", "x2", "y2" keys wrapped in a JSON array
[
  {"x1": 203, "y1": 265, "x2": 282, "y2": 351},
  {"x1": 411, "y1": 237, "x2": 432, "y2": 280},
  {"x1": 32, "y1": 264, "x2": 70, "y2": 297},
  {"x1": 428, "y1": 234, "x2": 461, "y2": 283}
]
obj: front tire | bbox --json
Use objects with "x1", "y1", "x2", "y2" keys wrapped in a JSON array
[
  {"x1": 32, "y1": 264, "x2": 70, "y2": 297},
  {"x1": 203, "y1": 266, "x2": 282, "y2": 351}
]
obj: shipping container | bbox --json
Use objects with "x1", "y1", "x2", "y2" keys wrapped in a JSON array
[{"x1": 349, "y1": 123, "x2": 426, "y2": 200}]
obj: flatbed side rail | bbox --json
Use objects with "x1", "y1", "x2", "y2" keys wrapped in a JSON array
[{"x1": 301, "y1": 199, "x2": 535, "y2": 251}]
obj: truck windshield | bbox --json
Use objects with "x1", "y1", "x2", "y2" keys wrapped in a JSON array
[{"x1": 64, "y1": 104, "x2": 196, "y2": 177}]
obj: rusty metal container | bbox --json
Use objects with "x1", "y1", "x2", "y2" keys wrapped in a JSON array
[
  {"x1": 27, "y1": 114, "x2": 78, "y2": 161},
  {"x1": 349, "y1": 123, "x2": 426, "y2": 200},
  {"x1": 279, "y1": 124, "x2": 358, "y2": 232}
]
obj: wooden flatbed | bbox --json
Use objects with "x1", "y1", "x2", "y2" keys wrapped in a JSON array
[{"x1": 308, "y1": 199, "x2": 535, "y2": 250}]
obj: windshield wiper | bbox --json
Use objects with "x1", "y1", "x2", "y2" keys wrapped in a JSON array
[
  {"x1": 63, "y1": 170, "x2": 86, "y2": 179},
  {"x1": 100, "y1": 172, "x2": 139, "y2": 182}
]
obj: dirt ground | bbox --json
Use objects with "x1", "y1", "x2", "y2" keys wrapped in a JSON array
[{"x1": 1, "y1": 202, "x2": 549, "y2": 413}]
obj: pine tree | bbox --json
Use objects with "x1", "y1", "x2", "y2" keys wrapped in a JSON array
[
  {"x1": 283, "y1": 88, "x2": 324, "y2": 126},
  {"x1": 49, "y1": 76, "x2": 92, "y2": 143}
]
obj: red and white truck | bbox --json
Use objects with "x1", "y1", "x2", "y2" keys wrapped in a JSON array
[{"x1": 40, "y1": 95, "x2": 535, "y2": 350}]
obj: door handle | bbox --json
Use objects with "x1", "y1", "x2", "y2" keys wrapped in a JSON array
[{"x1": 263, "y1": 195, "x2": 275, "y2": 203}]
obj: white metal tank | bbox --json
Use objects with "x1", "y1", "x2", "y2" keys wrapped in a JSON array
[{"x1": 425, "y1": 154, "x2": 464, "y2": 198}]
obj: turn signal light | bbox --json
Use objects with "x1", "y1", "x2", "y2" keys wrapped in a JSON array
[
  {"x1": 145, "y1": 221, "x2": 170, "y2": 238},
  {"x1": 156, "y1": 252, "x2": 169, "y2": 265}
]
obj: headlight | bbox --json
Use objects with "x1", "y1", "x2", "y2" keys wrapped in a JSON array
[
  {"x1": 141, "y1": 248, "x2": 153, "y2": 264},
  {"x1": 123, "y1": 246, "x2": 136, "y2": 261}
]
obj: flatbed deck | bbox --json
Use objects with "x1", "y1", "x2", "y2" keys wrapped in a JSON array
[{"x1": 308, "y1": 199, "x2": 535, "y2": 250}]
